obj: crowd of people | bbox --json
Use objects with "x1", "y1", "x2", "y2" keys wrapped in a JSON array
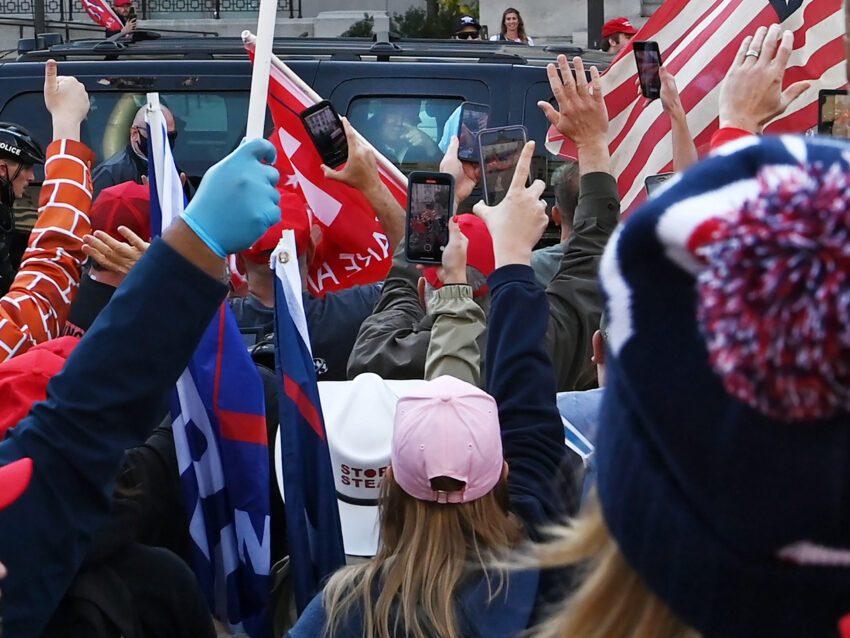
[{"x1": 1, "y1": 5, "x2": 850, "y2": 638}]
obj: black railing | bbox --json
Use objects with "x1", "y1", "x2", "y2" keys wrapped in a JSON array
[{"x1": 0, "y1": 0, "x2": 301, "y2": 19}]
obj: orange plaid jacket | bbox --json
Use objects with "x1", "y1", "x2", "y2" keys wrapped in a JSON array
[{"x1": 0, "y1": 139, "x2": 94, "y2": 362}]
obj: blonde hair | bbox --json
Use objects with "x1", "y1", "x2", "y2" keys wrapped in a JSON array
[
  {"x1": 530, "y1": 494, "x2": 701, "y2": 638},
  {"x1": 322, "y1": 472, "x2": 524, "y2": 638}
]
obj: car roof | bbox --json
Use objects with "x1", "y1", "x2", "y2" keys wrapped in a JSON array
[{"x1": 14, "y1": 34, "x2": 610, "y2": 70}]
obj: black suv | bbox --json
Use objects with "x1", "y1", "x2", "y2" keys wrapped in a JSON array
[{"x1": 2, "y1": 35, "x2": 609, "y2": 236}]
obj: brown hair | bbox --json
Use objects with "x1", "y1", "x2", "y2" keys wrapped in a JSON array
[
  {"x1": 500, "y1": 8, "x2": 529, "y2": 43},
  {"x1": 529, "y1": 494, "x2": 701, "y2": 638},
  {"x1": 322, "y1": 469, "x2": 524, "y2": 638}
]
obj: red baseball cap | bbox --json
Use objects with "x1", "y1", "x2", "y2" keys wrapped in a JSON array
[
  {"x1": 0, "y1": 458, "x2": 33, "y2": 511},
  {"x1": 90, "y1": 181, "x2": 151, "y2": 243},
  {"x1": 423, "y1": 214, "x2": 495, "y2": 296},
  {"x1": 113, "y1": 0, "x2": 132, "y2": 6},
  {"x1": 0, "y1": 336, "x2": 78, "y2": 440},
  {"x1": 602, "y1": 17, "x2": 638, "y2": 38}
]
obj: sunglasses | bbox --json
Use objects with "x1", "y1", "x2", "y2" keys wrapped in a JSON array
[{"x1": 456, "y1": 32, "x2": 479, "y2": 40}]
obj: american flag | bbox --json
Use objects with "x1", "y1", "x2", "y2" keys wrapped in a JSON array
[
  {"x1": 547, "y1": 0, "x2": 846, "y2": 214},
  {"x1": 246, "y1": 40, "x2": 408, "y2": 297},
  {"x1": 146, "y1": 94, "x2": 272, "y2": 637},
  {"x1": 78, "y1": 0, "x2": 122, "y2": 30},
  {"x1": 273, "y1": 230, "x2": 346, "y2": 613}
]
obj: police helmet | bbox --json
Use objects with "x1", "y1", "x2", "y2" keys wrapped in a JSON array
[{"x1": 0, "y1": 122, "x2": 45, "y2": 166}]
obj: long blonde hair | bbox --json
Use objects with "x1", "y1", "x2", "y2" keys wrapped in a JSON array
[
  {"x1": 530, "y1": 495, "x2": 701, "y2": 638},
  {"x1": 322, "y1": 472, "x2": 525, "y2": 638}
]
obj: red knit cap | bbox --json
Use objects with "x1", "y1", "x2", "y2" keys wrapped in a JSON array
[
  {"x1": 423, "y1": 214, "x2": 495, "y2": 296},
  {"x1": 91, "y1": 181, "x2": 151, "y2": 242}
]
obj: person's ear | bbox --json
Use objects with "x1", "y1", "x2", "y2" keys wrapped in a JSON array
[
  {"x1": 551, "y1": 204, "x2": 563, "y2": 227},
  {"x1": 417, "y1": 276, "x2": 426, "y2": 308},
  {"x1": 501, "y1": 461, "x2": 509, "y2": 479},
  {"x1": 592, "y1": 329, "x2": 606, "y2": 367}
]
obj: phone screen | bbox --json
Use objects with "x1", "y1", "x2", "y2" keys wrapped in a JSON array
[
  {"x1": 634, "y1": 42, "x2": 662, "y2": 100},
  {"x1": 302, "y1": 102, "x2": 348, "y2": 168},
  {"x1": 478, "y1": 126, "x2": 527, "y2": 206},
  {"x1": 457, "y1": 102, "x2": 490, "y2": 162},
  {"x1": 406, "y1": 173, "x2": 453, "y2": 264},
  {"x1": 644, "y1": 172, "x2": 674, "y2": 196},
  {"x1": 818, "y1": 90, "x2": 850, "y2": 138}
]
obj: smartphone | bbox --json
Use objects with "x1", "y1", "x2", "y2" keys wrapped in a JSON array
[
  {"x1": 478, "y1": 125, "x2": 527, "y2": 206},
  {"x1": 127, "y1": 6, "x2": 136, "y2": 20},
  {"x1": 405, "y1": 172, "x2": 454, "y2": 264},
  {"x1": 299, "y1": 100, "x2": 348, "y2": 168},
  {"x1": 644, "y1": 172, "x2": 674, "y2": 196},
  {"x1": 633, "y1": 41, "x2": 662, "y2": 100},
  {"x1": 818, "y1": 89, "x2": 850, "y2": 138},
  {"x1": 457, "y1": 101, "x2": 490, "y2": 162}
]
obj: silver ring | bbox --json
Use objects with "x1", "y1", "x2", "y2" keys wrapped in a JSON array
[{"x1": 745, "y1": 49, "x2": 760, "y2": 59}]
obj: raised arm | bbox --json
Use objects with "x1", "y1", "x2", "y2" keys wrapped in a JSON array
[
  {"x1": 659, "y1": 66, "x2": 698, "y2": 172},
  {"x1": 539, "y1": 56, "x2": 620, "y2": 391},
  {"x1": 475, "y1": 142, "x2": 573, "y2": 532},
  {"x1": 0, "y1": 138, "x2": 281, "y2": 637},
  {"x1": 0, "y1": 60, "x2": 94, "y2": 362}
]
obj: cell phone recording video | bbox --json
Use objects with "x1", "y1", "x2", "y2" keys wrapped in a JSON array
[
  {"x1": 127, "y1": 6, "x2": 136, "y2": 20},
  {"x1": 818, "y1": 89, "x2": 850, "y2": 139},
  {"x1": 405, "y1": 172, "x2": 454, "y2": 264},
  {"x1": 478, "y1": 125, "x2": 527, "y2": 206},
  {"x1": 633, "y1": 41, "x2": 662, "y2": 100},
  {"x1": 457, "y1": 102, "x2": 490, "y2": 162},
  {"x1": 644, "y1": 172, "x2": 674, "y2": 196},
  {"x1": 299, "y1": 100, "x2": 348, "y2": 169}
]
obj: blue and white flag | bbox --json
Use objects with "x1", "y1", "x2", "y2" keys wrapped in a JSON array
[
  {"x1": 146, "y1": 94, "x2": 271, "y2": 637},
  {"x1": 273, "y1": 231, "x2": 346, "y2": 613}
]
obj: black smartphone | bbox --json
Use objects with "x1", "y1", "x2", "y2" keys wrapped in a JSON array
[
  {"x1": 405, "y1": 172, "x2": 454, "y2": 264},
  {"x1": 457, "y1": 101, "x2": 490, "y2": 162},
  {"x1": 818, "y1": 89, "x2": 850, "y2": 138},
  {"x1": 478, "y1": 125, "x2": 527, "y2": 206},
  {"x1": 634, "y1": 41, "x2": 662, "y2": 100},
  {"x1": 644, "y1": 172, "x2": 675, "y2": 196},
  {"x1": 127, "y1": 6, "x2": 136, "y2": 20},
  {"x1": 299, "y1": 100, "x2": 348, "y2": 168}
]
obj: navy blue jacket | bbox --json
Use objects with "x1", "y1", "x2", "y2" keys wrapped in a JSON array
[
  {"x1": 0, "y1": 238, "x2": 227, "y2": 637},
  {"x1": 286, "y1": 264, "x2": 574, "y2": 637}
]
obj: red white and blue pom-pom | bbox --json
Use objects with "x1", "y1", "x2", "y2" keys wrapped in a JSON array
[{"x1": 692, "y1": 163, "x2": 850, "y2": 422}]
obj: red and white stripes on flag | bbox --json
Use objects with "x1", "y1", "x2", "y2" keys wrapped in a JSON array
[
  {"x1": 78, "y1": 0, "x2": 122, "y2": 30},
  {"x1": 547, "y1": 0, "x2": 846, "y2": 215}
]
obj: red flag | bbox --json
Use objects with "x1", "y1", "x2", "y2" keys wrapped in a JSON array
[
  {"x1": 547, "y1": 0, "x2": 846, "y2": 215},
  {"x1": 79, "y1": 0, "x2": 122, "y2": 30},
  {"x1": 247, "y1": 44, "x2": 408, "y2": 297}
]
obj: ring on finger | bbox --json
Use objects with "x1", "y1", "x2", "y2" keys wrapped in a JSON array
[{"x1": 744, "y1": 49, "x2": 760, "y2": 59}]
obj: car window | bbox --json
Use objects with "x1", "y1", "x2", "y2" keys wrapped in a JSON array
[{"x1": 347, "y1": 96, "x2": 462, "y2": 174}]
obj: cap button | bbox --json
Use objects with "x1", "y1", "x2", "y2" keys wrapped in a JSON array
[{"x1": 441, "y1": 396, "x2": 452, "y2": 403}]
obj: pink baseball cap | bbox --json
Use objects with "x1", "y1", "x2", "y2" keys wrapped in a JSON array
[{"x1": 391, "y1": 375, "x2": 503, "y2": 504}]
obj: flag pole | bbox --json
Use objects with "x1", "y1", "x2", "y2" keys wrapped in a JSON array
[
  {"x1": 242, "y1": 31, "x2": 408, "y2": 187},
  {"x1": 244, "y1": 0, "x2": 278, "y2": 140}
]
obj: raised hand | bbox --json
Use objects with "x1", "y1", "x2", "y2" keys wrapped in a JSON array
[
  {"x1": 44, "y1": 59, "x2": 90, "y2": 142},
  {"x1": 473, "y1": 141, "x2": 547, "y2": 268},
  {"x1": 180, "y1": 138, "x2": 280, "y2": 257},
  {"x1": 82, "y1": 226, "x2": 150, "y2": 276},
  {"x1": 439, "y1": 135, "x2": 480, "y2": 210},
  {"x1": 436, "y1": 216, "x2": 469, "y2": 285},
  {"x1": 719, "y1": 24, "x2": 810, "y2": 134}
]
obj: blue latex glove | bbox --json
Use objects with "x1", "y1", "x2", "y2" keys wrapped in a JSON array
[{"x1": 180, "y1": 138, "x2": 281, "y2": 257}]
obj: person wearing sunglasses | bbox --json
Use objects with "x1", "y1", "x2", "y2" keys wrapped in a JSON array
[
  {"x1": 92, "y1": 103, "x2": 192, "y2": 200},
  {"x1": 452, "y1": 15, "x2": 482, "y2": 41}
]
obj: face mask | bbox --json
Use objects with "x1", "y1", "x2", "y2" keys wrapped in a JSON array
[{"x1": 135, "y1": 130, "x2": 177, "y2": 158}]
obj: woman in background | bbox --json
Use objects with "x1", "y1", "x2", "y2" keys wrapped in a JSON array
[{"x1": 490, "y1": 8, "x2": 533, "y2": 45}]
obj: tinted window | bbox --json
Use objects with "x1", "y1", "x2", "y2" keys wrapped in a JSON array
[{"x1": 347, "y1": 96, "x2": 462, "y2": 173}]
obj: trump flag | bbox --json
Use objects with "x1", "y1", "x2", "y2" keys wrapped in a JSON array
[
  {"x1": 273, "y1": 230, "x2": 346, "y2": 612},
  {"x1": 547, "y1": 0, "x2": 846, "y2": 214},
  {"x1": 79, "y1": 0, "x2": 122, "y2": 30},
  {"x1": 146, "y1": 94, "x2": 271, "y2": 637}
]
